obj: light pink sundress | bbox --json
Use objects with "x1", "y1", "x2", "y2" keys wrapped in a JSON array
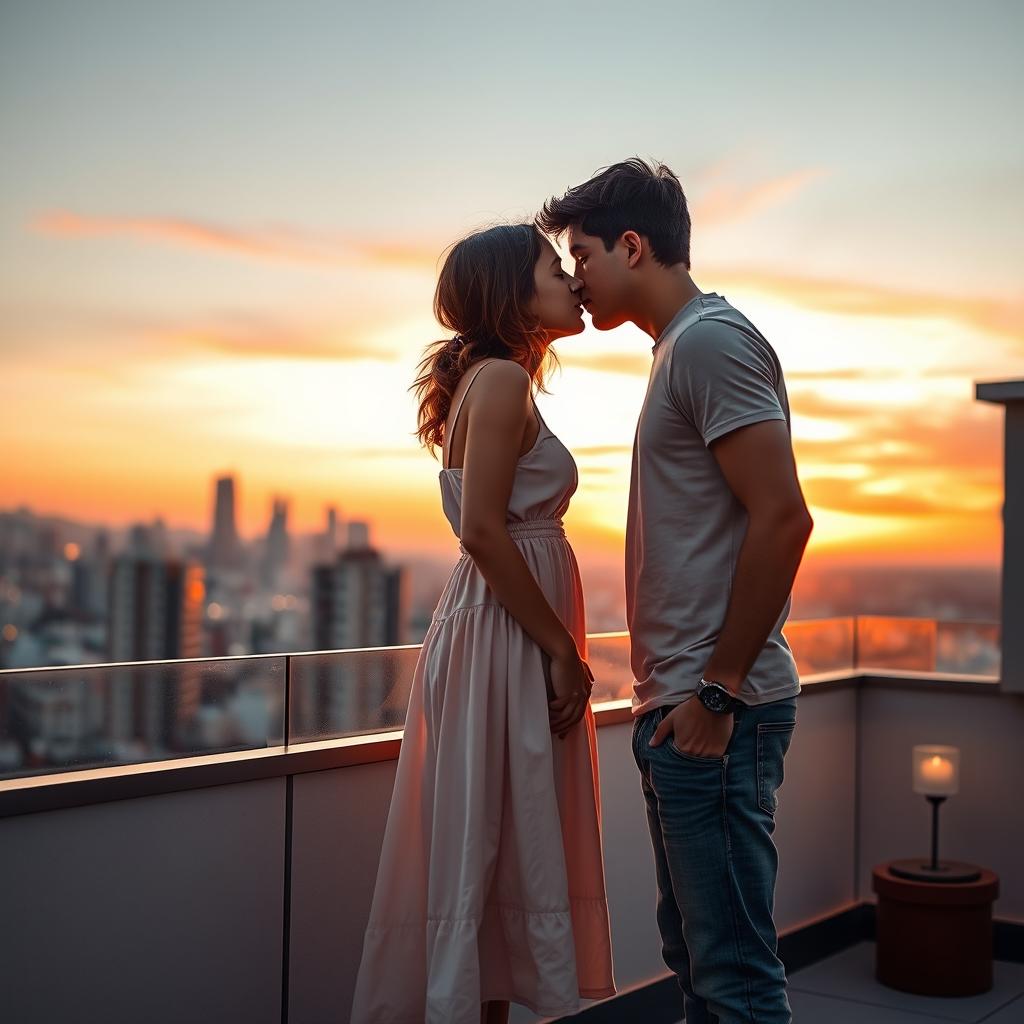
[{"x1": 350, "y1": 359, "x2": 616, "y2": 1023}]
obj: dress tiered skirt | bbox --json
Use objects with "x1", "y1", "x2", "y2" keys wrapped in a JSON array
[{"x1": 350, "y1": 518, "x2": 616, "y2": 1023}]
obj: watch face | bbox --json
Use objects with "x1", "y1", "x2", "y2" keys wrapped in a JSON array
[
  {"x1": 700, "y1": 684, "x2": 733, "y2": 716},
  {"x1": 700, "y1": 682, "x2": 731, "y2": 713}
]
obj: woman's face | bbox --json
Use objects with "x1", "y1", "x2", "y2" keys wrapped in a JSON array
[{"x1": 529, "y1": 240, "x2": 584, "y2": 340}]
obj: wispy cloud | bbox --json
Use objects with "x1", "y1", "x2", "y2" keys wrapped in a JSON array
[
  {"x1": 573, "y1": 444, "x2": 633, "y2": 457},
  {"x1": 41, "y1": 308, "x2": 404, "y2": 363},
  {"x1": 802, "y1": 477, "x2": 950, "y2": 517},
  {"x1": 715, "y1": 268, "x2": 1024, "y2": 345},
  {"x1": 793, "y1": 403, "x2": 1002, "y2": 523},
  {"x1": 785, "y1": 367, "x2": 894, "y2": 382},
  {"x1": 347, "y1": 447, "x2": 424, "y2": 459},
  {"x1": 558, "y1": 352, "x2": 652, "y2": 377},
  {"x1": 692, "y1": 167, "x2": 828, "y2": 227},
  {"x1": 32, "y1": 210, "x2": 440, "y2": 270},
  {"x1": 178, "y1": 323, "x2": 399, "y2": 362}
]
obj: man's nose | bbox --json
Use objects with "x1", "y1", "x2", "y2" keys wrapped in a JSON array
[{"x1": 568, "y1": 275, "x2": 583, "y2": 294}]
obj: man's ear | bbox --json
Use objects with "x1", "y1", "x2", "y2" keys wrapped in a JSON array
[{"x1": 620, "y1": 230, "x2": 643, "y2": 268}]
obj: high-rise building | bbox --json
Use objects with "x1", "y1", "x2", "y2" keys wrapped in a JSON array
[
  {"x1": 108, "y1": 555, "x2": 205, "y2": 663},
  {"x1": 308, "y1": 522, "x2": 408, "y2": 731},
  {"x1": 69, "y1": 528, "x2": 113, "y2": 621},
  {"x1": 106, "y1": 554, "x2": 205, "y2": 748},
  {"x1": 312, "y1": 522, "x2": 406, "y2": 650},
  {"x1": 318, "y1": 505, "x2": 339, "y2": 563},
  {"x1": 261, "y1": 497, "x2": 289, "y2": 590},
  {"x1": 209, "y1": 475, "x2": 243, "y2": 571}
]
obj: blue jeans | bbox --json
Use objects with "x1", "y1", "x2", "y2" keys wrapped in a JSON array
[{"x1": 631, "y1": 694, "x2": 797, "y2": 1024}]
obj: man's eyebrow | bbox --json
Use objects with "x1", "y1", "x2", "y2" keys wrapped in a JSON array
[{"x1": 569, "y1": 243, "x2": 586, "y2": 254}]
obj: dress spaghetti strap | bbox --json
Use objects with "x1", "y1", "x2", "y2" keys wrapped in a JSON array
[
  {"x1": 442, "y1": 359, "x2": 500, "y2": 471},
  {"x1": 443, "y1": 358, "x2": 545, "y2": 471}
]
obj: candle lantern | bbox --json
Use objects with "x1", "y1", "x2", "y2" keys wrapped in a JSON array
[{"x1": 890, "y1": 745, "x2": 980, "y2": 883}]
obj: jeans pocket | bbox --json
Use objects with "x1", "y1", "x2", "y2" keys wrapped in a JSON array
[
  {"x1": 648, "y1": 702, "x2": 727, "y2": 766},
  {"x1": 756, "y1": 720, "x2": 796, "y2": 814},
  {"x1": 665, "y1": 740, "x2": 726, "y2": 765}
]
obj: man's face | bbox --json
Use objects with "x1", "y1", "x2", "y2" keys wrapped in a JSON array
[{"x1": 568, "y1": 225, "x2": 632, "y2": 331}]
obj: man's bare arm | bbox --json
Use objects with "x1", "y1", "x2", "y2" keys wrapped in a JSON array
[{"x1": 700, "y1": 419, "x2": 813, "y2": 696}]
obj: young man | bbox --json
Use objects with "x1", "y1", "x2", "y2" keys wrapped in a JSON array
[{"x1": 538, "y1": 159, "x2": 813, "y2": 1024}]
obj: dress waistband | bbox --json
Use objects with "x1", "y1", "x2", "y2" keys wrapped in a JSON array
[{"x1": 458, "y1": 517, "x2": 565, "y2": 554}]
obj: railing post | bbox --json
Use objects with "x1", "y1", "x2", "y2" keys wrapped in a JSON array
[
  {"x1": 284, "y1": 654, "x2": 291, "y2": 749},
  {"x1": 976, "y1": 379, "x2": 1024, "y2": 693}
]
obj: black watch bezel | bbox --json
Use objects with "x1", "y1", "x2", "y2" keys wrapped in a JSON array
[{"x1": 696, "y1": 678, "x2": 739, "y2": 714}]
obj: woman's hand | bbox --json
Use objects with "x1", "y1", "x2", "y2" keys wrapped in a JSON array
[{"x1": 546, "y1": 648, "x2": 594, "y2": 739}]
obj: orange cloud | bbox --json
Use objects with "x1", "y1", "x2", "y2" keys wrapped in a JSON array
[
  {"x1": 179, "y1": 326, "x2": 398, "y2": 362},
  {"x1": 573, "y1": 444, "x2": 633, "y2": 457},
  {"x1": 41, "y1": 308, "x2": 405, "y2": 363},
  {"x1": 792, "y1": 409, "x2": 1001, "y2": 483},
  {"x1": 692, "y1": 167, "x2": 828, "y2": 226},
  {"x1": 714, "y1": 267, "x2": 1024, "y2": 345},
  {"x1": 32, "y1": 210, "x2": 440, "y2": 270},
  {"x1": 558, "y1": 352, "x2": 652, "y2": 377}
]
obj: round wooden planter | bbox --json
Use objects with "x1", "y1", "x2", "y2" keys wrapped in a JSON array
[{"x1": 872, "y1": 862, "x2": 1000, "y2": 996}]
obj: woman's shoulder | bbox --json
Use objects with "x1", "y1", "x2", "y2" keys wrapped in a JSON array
[{"x1": 463, "y1": 357, "x2": 532, "y2": 394}]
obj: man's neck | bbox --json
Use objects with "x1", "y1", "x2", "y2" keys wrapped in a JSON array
[{"x1": 634, "y1": 270, "x2": 705, "y2": 340}]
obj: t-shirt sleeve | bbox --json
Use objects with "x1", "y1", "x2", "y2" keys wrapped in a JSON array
[{"x1": 667, "y1": 319, "x2": 786, "y2": 447}]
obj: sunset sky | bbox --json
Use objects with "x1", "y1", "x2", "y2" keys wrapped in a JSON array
[{"x1": 2, "y1": 1, "x2": 1021, "y2": 569}]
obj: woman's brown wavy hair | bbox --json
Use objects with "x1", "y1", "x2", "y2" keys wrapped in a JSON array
[{"x1": 410, "y1": 223, "x2": 560, "y2": 459}]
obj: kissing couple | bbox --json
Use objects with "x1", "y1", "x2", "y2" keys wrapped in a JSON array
[{"x1": 351, "y1": 157, "x2": 812, "y2": 1024}]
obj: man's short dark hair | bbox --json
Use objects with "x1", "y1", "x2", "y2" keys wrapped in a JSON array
[{"x1": 537, "y1": 157, "x2": 691, "y2": 269}]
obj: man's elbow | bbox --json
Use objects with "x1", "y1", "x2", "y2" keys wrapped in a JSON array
[
  {"x1": 750, "y1": 501, "x2": 814, "y2": 542},
  {"x1": 787, "y1": 507, "x2": 814, "y2": 554},
  {"x1": 792, "y1": 505, "x2": 814, "y2": 540}
]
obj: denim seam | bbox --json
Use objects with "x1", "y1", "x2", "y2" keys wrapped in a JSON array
[
  {"x1": 756, "y1": 721, "x2": 794, "y2": 815},
  {"x1": 720, "y1": 752, "x2": 757, "y2": 1022},
  {"x1": 757, "y1": 729, "x2": 770, "y2": 815}
]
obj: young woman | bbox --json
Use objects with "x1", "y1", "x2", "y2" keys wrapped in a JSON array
[{"x1": 349, "y1": 223, "x2": 616, "y2": 1023}]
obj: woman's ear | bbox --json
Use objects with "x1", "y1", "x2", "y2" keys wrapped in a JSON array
[{"x1": 621, "y1": 230, "x2": 643, "y2": 269}]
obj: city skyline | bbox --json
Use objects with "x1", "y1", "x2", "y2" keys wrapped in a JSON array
[{"x1": 2, "y1": 2, "x2": 1021, "y2": 568}]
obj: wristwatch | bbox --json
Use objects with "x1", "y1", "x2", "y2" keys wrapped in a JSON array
[{"x1": 696, "y1": 677, "x2": 744, "y2": 714}]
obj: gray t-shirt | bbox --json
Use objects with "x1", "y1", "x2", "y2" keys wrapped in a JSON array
[{"x1": 625, "y1": 292, "x2": 801, "y2": 716}]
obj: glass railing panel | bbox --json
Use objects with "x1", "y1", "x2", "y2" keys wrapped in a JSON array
[
  {"x1": 934, "y1": 620, "x2": 1000, "y2": 676},
  {"x1": 288, "y1": 645, "x2": 422, "y2": 743},
  {"x1": 1, "y1": 616, "x2": 1003, "y2": 782},
  {"x1": 0, "y1": 656, "x2": 286, "y2": 781},
  {"x1": 855, "y1": 616, "x2": 938, "y2": 672},
  {"x1": 584, "y1": 632, "x2": 633, "y2": 703},
  {"x1": 784, "y1": 617, "x2": 856, "y2": 676}
]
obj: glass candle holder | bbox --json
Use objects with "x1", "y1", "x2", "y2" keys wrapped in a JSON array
[{"x1": 913, "y1": 745, "x2": 959, "y2": 797}]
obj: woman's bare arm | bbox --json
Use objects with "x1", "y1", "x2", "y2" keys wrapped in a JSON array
[{"x1": 457, "y1": 359, "x2": 577, "y2": 661}]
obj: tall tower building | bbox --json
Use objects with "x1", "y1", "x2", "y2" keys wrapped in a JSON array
[
  {"x1": 318, "y1": 505, "x2": 339, "y2": 563},
  {"x1": 209, "y1": 475, "x2": 243, "y2": 571},
  {"x1": 261, "y1": 497, "x2": 289, "y2": 590}
]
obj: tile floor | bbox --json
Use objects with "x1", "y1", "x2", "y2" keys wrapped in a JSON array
[{"x1": 671, "y1": 942, "x2": 1024, "y2": 1023}]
